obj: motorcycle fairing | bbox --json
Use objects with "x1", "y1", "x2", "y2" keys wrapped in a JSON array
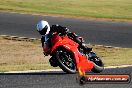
[{"x1": 50, "y1": 34, "x2": 94, "y2": 71}]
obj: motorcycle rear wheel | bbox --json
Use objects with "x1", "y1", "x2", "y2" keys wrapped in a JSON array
[
  {"x1": 91, "y1": 58, "x2": 104, "y2": 73},
  {"x1": 88, "y1": 52, "x2": 104, "y2": 73}
]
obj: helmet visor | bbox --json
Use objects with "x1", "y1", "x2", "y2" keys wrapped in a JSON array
[{"x1": 39, "y1": 25, "x2": 48, "y2": 35}]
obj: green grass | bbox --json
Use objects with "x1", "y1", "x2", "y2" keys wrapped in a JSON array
[
  {"x1": 0, "y1": 37, "x2": 58, "y2": 72},
  {"x1": 0, "y1": 0, "x2": 132, "y2": 20},
  {"x1": 0, "y1": 37, "x2": 132, "y2": 72},
  {"x1": 0, "y1": 64, "x2": 52, "y2": 72}
]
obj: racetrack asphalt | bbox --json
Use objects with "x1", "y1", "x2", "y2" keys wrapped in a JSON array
[
  {"x1": 0, "y1": 66, "x2": 132, "y2": 88},
  {"x1": 0, "y1": 12, "x2": 132, "y2": 48}
]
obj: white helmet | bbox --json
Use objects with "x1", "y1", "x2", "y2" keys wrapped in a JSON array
[{"x1": 36, "y1": 20, "x2": 50, "y2": 35}]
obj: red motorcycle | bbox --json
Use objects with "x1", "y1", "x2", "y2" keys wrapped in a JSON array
[{"x1": 42, "y1": 32, "x2": 104, "y2": 74}]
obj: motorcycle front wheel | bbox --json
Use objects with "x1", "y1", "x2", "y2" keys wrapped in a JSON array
[{"x1": 55, "y1": 49, "x2": 76, "y2": 74}]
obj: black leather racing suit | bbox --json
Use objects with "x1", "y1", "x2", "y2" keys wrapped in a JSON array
[{"x1": 41, "y1": 24, "x2": 91, "y2": 53}]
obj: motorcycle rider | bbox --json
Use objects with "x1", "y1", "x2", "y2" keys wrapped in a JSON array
[{"x1": 36, "y1": 20, "x2": 92, "y2": 55}]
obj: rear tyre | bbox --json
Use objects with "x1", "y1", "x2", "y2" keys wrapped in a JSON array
[
  {"x1": 88, "y1": 52, "x2": 104, "y2": 73},
  {"x1": 55, "y1": 49, "x2": 76, "y2": 74},
  {"x1": 91, "y1": 58, "x2": 104, "y2": 73}
]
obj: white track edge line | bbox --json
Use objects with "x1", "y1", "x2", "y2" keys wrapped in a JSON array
[{"x1": 1, "y1": 65, "x2": 132, "y2": 73}]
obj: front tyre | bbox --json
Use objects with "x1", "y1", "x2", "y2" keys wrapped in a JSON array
[{"x1": 56, "y1": 50, "x2": 76, "y2": 74}]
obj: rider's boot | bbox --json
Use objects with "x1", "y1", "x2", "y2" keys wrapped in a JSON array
[{"x1": 80, "y1": 43, "x2": 92, "y2": 53}]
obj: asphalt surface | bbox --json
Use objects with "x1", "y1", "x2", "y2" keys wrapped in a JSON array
[
  {"x1": 0, "y1": 12, "x2": 132, "y2": 47},
  {"x1": 0, "y1": 67, "x2": 132, "y2": 88}
]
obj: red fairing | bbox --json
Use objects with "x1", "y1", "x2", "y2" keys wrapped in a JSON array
[{"x1": 49, "y1": 33, "x2": 94, "y2": 71}]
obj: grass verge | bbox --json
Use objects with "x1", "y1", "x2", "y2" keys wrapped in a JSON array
[
  {"x1": 0, "y1": 37, "x2": 132, "y2": 72},
  {"x1": 0, "y1": 0, "x2": 132, "y2": 21}
]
